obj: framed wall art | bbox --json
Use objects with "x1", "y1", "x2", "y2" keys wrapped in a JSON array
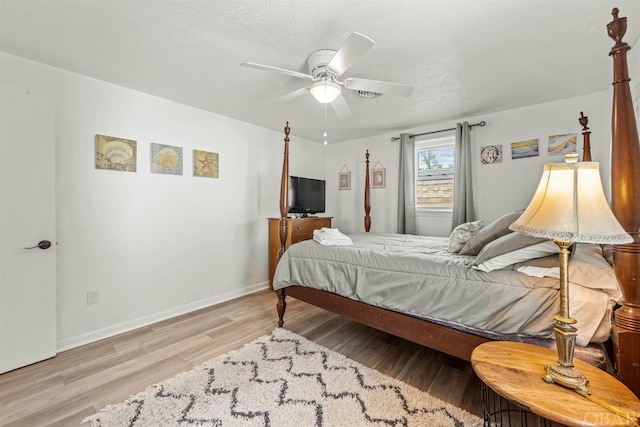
[
  {"x1": 480, "y1": 145, "x2": 503, "y2": 164},
  {"x1": 193, "y1": 149, "x2": 219, "y2": 178},
  {"x1": 371, "y1": 161, "x2": 386, "y2": 189},
  {"x1": 95, "y1": 134, "x2": 137, "y2": 172},
  {"x1": 511, "y1": 139, "x2": 539, "y2": 159},
  {"x1": 548, "y1": 133, "x2": 577, "y2": 156},
  {"x1": 151, "y1": 143, "x2": 183, "y2": 175},
  {"x1": 338, "y1": 165, "x2": 351, "y2": 190}
]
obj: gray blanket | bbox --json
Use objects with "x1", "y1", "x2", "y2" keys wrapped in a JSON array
[{"x1": 273, "y1": 233, "x2": 617, "y2": 345}]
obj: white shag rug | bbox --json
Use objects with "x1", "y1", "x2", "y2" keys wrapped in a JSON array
[{"x1": 83, "y1": 328, "x2": 482, "y2": 426}]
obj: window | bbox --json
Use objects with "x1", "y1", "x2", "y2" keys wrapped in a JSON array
[{"x1": 416, "y1": 135, "x2": 455, "y2": 210}]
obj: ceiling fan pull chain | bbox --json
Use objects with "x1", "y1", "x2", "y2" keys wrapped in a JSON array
[{"x1": 323, "y1": 103, "x2": 328, "y2": 145}]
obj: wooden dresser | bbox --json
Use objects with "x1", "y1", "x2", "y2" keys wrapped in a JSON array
[{"x1": 268, "y1": 216, "x2": 332, "y2": 289}]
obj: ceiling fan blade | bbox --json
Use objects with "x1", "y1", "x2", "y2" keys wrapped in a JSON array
[
  {"x1": 343, "y1": 77, "x2": 414, "y2": 97},
  {"x1": 240, "y1": 62, "x2": 314, "y2": 80},
  {"x1": 330, "y1": 94, "x2": 352, "y2": 120},
  {"x1": 326, "y1": 32, "x2": 375, "y2": 76},
  {"x1": 273, "y1": 86, "x2": 310, "y2": 103}
]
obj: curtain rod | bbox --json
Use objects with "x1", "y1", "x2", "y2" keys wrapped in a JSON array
[{"x1": 390, "y1": 120, "x2": 486, "y2": 142}]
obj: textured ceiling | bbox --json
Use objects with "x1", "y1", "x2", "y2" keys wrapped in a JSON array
[{"x1": 1, "y1": 0, "x2": 638, "y2": 143}]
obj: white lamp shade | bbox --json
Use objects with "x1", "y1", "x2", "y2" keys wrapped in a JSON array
[
  {"x1": 310, "y1": 79, "x2": 341, "y2": 104},
  {"x1": 510, "y1": 160, "x2": 633, "y2": 244}
]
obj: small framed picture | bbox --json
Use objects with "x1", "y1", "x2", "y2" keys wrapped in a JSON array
[
  {"x1": 511, "y1": 139, "x2": 539, "y2": 159},
  {"x1": 151, "y1": 143, "x2": 183, "y2": 175},
  {"x1": 339, "y1": 171, "x2": 351, "y2": 190},
  {"x1": 193, "y1": 149, "x2": 219, "y2": 178},
  {"x1": 95, "y1": 134, "x2": 137, "y2": 172},
  {"x1": 480, "y1": 145, "x2": 503, "y2": 164},
  {"x1": 548, "y1": 133, "x2": 577, "y2": 156},
  {"x1": 372, "y1": 168, "x2": 386, "y2": 188}
]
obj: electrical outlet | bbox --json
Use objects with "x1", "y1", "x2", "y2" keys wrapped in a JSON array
[{"x1": 86, "y1": 290, "x2": 99, "y2": 305}]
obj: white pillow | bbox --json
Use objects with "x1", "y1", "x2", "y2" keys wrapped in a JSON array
[
  {"x1": 447, "y1": 220, "x2": 484, "y2": 253},
  {"x1": 515, "y1": 244, "x2": 621, "y2": 299},
  {"x1": 473, "y1": 240, "x2": 559, "y2": 272}
]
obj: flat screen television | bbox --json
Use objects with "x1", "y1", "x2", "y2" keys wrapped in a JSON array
[{"x1": 288, "y1": 176, "x2": 326, "y2": 216}]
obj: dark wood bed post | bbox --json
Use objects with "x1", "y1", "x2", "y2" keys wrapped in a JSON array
[
  {"x1": 364, "y1": 150, "x2": 371, "y2": 232},
  {"x1": 578, "y1": 112, "x2": 592, "y2": 161},
  {"x1": 607, "y1": 8, "x2": 640, "y2": 396},
  {"x1": 276, "y1": 122, "x2": 290, "y2": 327}
]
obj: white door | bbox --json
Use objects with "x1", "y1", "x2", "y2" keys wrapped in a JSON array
[{"x1": 0, "y1": 83, "x2": 56, "y2": 373}]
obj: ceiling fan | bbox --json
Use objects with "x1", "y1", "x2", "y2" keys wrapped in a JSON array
[{"x1": 240, "y1": 32, "x2": 414, "y2": 119}]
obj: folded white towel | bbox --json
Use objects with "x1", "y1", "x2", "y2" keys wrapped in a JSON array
[
  {"x1": 313, "y1": 236, "x2": 353, "y2": 245},
  {"x1": 319, "y1": 227, "x2": 342, "y2": 235},
  {"x1": 313, "y1": 228, "x2": 343, "y2": 238},
  {"x1": 313, "y1": 228, "x2": 353, "y2": 246}
]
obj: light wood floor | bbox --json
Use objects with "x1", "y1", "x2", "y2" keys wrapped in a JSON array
[{"x1": 0, "y1": 289, "x2": 483, "y2": 426}]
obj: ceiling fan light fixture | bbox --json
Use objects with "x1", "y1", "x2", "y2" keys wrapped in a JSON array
[{"x1": 310, "y1": 79, "x2": 341, "y2": 104}]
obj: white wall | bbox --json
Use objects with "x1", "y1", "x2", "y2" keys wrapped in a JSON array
[
  {"x1": 325, "y1": 135, "x2": 399, "y2": 234},
  {"x1": 326, "y1": 90, "x2": 613, "y2": 236},
  {"x1": 0, "y1": 52, "x2": 326, "y2": 351}
]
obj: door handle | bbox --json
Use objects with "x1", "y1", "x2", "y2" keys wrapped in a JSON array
[{"x1": 25, "y1": 240, "x2": 52, "y2": 250}]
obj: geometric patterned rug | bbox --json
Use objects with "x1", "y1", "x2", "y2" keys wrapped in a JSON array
[{"x1": 83, "y1": 328, "x2": 482, "y2": 426}]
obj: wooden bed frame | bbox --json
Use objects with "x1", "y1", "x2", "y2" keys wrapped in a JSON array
[{"x1": 275, "y1": 8, "x2": 639, "y2": 396}]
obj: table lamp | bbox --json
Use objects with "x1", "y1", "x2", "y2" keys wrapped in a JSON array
[{"x1": 509, "y1": 153, "x2": 633, "y2": 394}]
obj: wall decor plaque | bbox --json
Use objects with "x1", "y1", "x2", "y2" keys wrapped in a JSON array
[
  {"x1": 95, "y1": 134, "x2": 137, "y2": 172},
  {"x1": 151, "y1": 143, "x2": 183, "y2": 175},
  {"x1": 193, "y1": 149, "x2": 219, "y2": 178}
]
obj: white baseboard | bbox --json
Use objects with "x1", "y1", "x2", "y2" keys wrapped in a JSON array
[{"x1": 57, "y1": 282, "x2": 270, "y2": 352}]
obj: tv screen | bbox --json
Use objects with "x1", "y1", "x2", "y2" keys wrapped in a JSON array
[{"x1": 289, "y1": 176, "x2": 326, "y2": 216}]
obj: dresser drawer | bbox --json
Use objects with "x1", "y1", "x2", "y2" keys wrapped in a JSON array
[{"x1": 290, "y1": 218, "x2": 331, "y2": 243}]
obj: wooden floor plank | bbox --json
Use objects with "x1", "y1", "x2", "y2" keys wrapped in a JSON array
[{"x1": 0, "y1": 289, "x2": 484, "y2": 426}]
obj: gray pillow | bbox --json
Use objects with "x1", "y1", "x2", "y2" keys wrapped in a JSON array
[
  {"x1": 459, "y1": 210, "x2": 524, "y2": 255},
  {"x1": 447, "y1": 220, "x2": 484, "y2": 253},
  {"x1": 473, "y1": 241, "x2": 558, "y2": 272},
  {"x1": 473, "y1": 232, "x2": 549, "y2": 266}
]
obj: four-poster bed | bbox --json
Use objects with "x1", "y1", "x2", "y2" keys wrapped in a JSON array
[
  {"x1": 273, "y1": 8, "x2": 639, "y2": 396},
  {"x1": 364, "y1": 149, "x2": 371, "y2": 232},
  {"x1": 607, "y1": 7, "x2": 640, "y2": 397}
]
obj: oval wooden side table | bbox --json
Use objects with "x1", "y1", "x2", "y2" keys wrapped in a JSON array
[{"x1": 471, "y1": 341, "x2": 640, "y2": 427}]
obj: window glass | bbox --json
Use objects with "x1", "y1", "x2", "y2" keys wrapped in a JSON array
[{"x1": 416, "y1": 136, "x2": 455, "y2": 210}]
